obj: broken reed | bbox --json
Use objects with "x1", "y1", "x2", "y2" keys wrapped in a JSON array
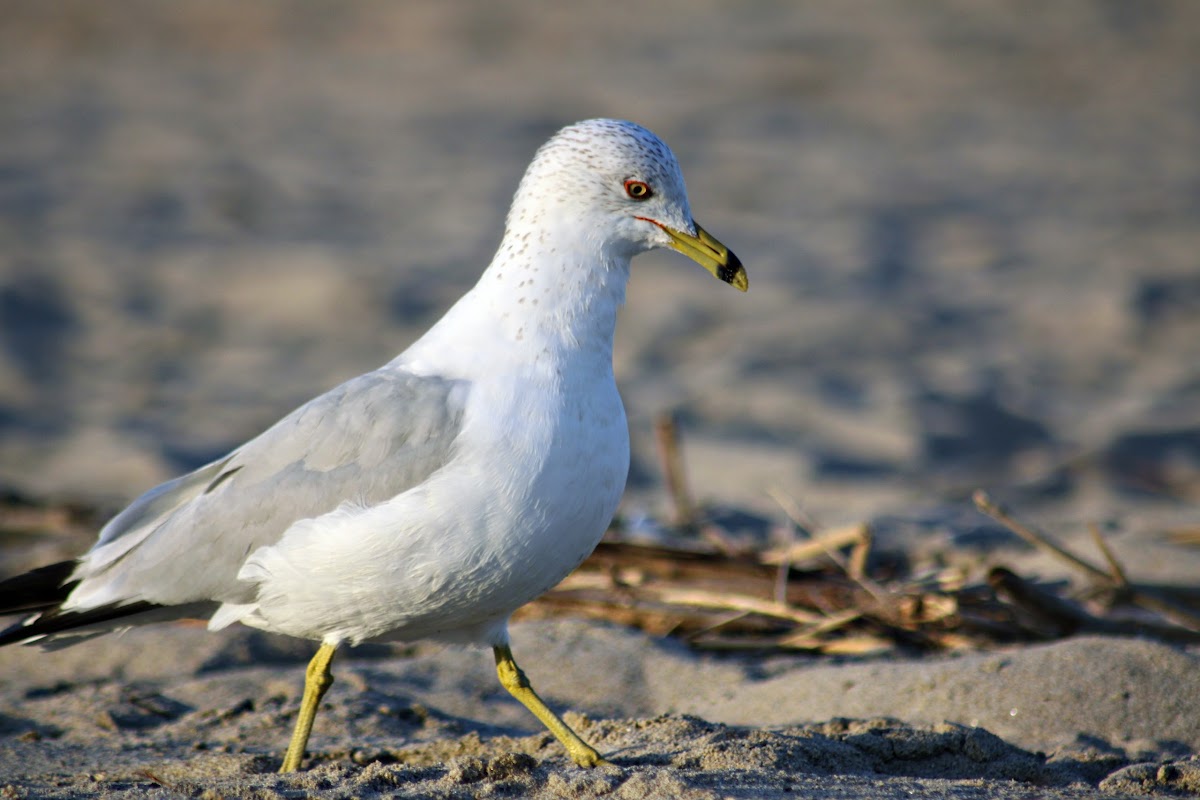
[{"x1": 519, "y1": 492, "x2": 1200, "y2": 654}]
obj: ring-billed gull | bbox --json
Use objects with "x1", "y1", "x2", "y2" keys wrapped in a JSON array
[{"x1": 0, "y1": 118, "x2": 746, "y2": 771}]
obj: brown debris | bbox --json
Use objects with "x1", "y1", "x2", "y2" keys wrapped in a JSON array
[
  {"x1": 516, "y1": 489, "x2": 1200, "y2": 654},
  {"x1": 974, "y1": 490, "x2": 1200, "y2": 633}
]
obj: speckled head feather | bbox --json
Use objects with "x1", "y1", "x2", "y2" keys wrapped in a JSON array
[{"x1": 505, "y1": 119, "x2": 696, "y2": 256}]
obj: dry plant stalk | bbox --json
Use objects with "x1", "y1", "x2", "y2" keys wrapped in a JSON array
[
  {"x1": 654, "y1": 413, "x2": 695, "y2": 530},
  {"x1": 521, "y1": 537, "x2": 1037, "y2": 654},
  {"x1": 974, "y1": 490, "x2": 1200, "y2": 633},
  {"x1": 1164, "y1": 526, "x2": 1200, "y2": 547},
  {"x1": 518, "y1": 493, "x2": 1200, "y2": 654}
]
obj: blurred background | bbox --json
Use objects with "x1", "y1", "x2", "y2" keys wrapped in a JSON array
[{"x1": 1, "y1": 1, "x2": 1198, "y2": 575}]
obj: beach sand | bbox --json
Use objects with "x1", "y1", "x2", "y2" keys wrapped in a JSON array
[{"x1": 3, "y1": 621, "x2": 1199, "y2": 797}]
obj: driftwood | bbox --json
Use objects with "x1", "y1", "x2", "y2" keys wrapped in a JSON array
[{"x1": 515, "y1": 487, "x2": 1200, "y2": 654}]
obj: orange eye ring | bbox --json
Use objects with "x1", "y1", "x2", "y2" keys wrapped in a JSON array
[{"x1": 624, "y1": 179, "x2": 653, "y2": 200}]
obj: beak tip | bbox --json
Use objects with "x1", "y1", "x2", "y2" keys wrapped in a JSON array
[{"x1": 719, "y1": 252, "x2": 748, "y2": 291}]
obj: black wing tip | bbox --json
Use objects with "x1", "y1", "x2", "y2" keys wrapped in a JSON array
[
  {"x1": 0, "y1": 599, "x2": 164, "y2": 647},
  {"x1": 0, "y1": 560, "x2": 77, "y2": 647},
  {"x1": 0, "y1": 619, "x2": 38, "y2": 647},
  {"x1": 0, "y1": 560, "x2": 78, "y2": 617},
  {"x1": 0, "y1": 561, "x2": 189, "y2": 648}
]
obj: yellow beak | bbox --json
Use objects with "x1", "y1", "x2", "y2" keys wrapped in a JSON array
[{"x1": 659, "y1": 221, "x2": 748, "y2": 291}]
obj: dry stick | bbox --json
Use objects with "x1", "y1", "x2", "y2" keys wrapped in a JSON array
[
  {"x1": 684, "y1": 609, "x2": 753, "y2": 641},
  {"x1": 781, "y1": 609, "x2": 863, "y2": 642},
  {"x1": 691, "y1": 636, "x2": 816, "y2": 652},
  {"x1": 654, "y1": 413, "x2": 742, "y2": 555},
  {"x1": 816, "y1": 635, "x2": 896, "y2": 656},
  {"x1": 772, "y1": 560, "x2": 790, "y2": 606},
  {"x1": 847, "y1": 526, "x2": 873, "y2": 582},
  {"x1": 1088, "y1": 522, "x2": 1129, "y2": 588},
  {"x1": 987, "y1": 566, "x2": 1089, "y2": 636},
  {"x1": 695, "y1": 632, "x2": 891, "y2": 655},
  {"x1": 975, "y1": 493, "x2": 1200, "y2": 633},
  {"x1": 767, "y1": 486, "x2": 823, "y2": 534},
  {"x1": 768, "y1": 488, "x2": 888, "y2": 602},
  {"x1": 646, "y1": 586, "x2": 828, "y2": 625},
  {"x1": 766, "y1": 488, "x2": 849, "y2": 571},
  {"x1": 972, "y1": 490, "x2": 1113, "y2": 583},
  {"x1": 1164, "y1": 526, "x2": 1200, "y2": 546},
  {"x1": 760, "y1": 523, "x2": 869, "y2": 566},
  {"x1": 654, "y1": 413, "x2": 696, "y2": 529},
  {"x1": 1132, "y1": 592, "x2": 1200, "y2": 631},
  {"x1": 989, "y1": 567, "x2": 1200, "y2": 644}
]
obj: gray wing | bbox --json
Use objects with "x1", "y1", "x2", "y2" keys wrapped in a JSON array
[{"x1": 70, "y1": 368, "x2": 468, "y2": 608}]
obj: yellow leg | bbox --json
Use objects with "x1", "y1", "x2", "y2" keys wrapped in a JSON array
[
  {"x1": 279, "y1": 642, "x2": 337, "y2": 773},
  {"x1": 493, "y1": 644, "x2": 606, "y2": 767}
]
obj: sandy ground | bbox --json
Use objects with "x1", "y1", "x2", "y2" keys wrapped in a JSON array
[
  {"x1": 2, "y1": 1, "x2": 1200, "y2": 797},
  {"x1": 3, "y1": 621, "x2": 1200, "y2": 798}
]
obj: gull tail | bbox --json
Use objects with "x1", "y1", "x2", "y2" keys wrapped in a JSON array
[{"x1": 0, "y1": 561, "x2": 162, "y2": 647}]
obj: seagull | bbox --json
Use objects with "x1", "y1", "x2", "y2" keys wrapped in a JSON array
[{"x1": 0, "y1": 118, "x2": 746, "y2": 772}]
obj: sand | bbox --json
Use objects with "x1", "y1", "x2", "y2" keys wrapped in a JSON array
[
  {"x1": 3, "y1": 622, "x2": 1199, "y2": 798},
  {"x1": 2, "y1": 1, "x2": 1199, "y2": 797}
]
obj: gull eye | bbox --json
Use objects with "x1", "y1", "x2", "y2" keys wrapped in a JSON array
[{"x1": 624, "y1": 179, "x2": 653, "y2": 200}]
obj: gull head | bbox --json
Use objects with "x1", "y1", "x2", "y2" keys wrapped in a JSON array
[{"x1": 506, "y1": 119, "x2": 747, "y2": 291}]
